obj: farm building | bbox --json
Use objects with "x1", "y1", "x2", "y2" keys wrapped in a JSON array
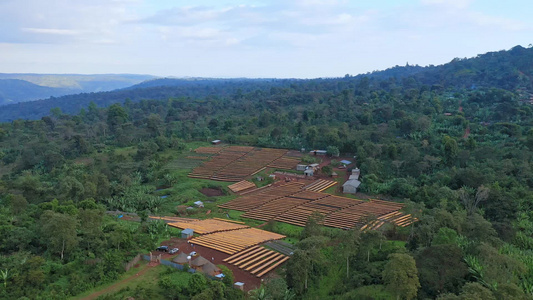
[
  {"x1": 343, "y1": 179, "x2": 361, "y2": 194},
  {"x1": 352, "y1": 168, "x2": 360, "y2": 177},
  {"x1": 172, "y1": 252, "x2": 190, "y2": 264},
  {"x1": 234, "y1": 282, "x2": 245, "y2": 291},
  {"x1": 191, "y1": 256, "x2": 209, "y2": 268},
  {"x1": 310, "y1": 150, "x2": 327, "y2": 156},
  {"x1": 304, "y1": 169, "x2": 314, "y2": 176},
  {"x1": 349, "y1": 174, "x2": 359, "y2": 180},
  {"x1": 181, "y1": 228, "x2": 194, "y2": 239},
  {"x1": 308, "y1": 163, "x2": 320, "y2": 169},
  {"x1": 296, "y1": 164, "x2": 307, "y2": 171},
  {"x1": 211, "y1": 139, "x2": 221, "y2": 145},
  {"x1": 201, "y1": 261, "x2": 221, "y2": 276}
]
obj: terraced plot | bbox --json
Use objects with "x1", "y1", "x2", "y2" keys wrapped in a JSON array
[
  {"x1": 323, "y1": 199, "x2": 404, "y2": 229},
  {"x1": 189, "y1": 228, "x2": 285, "y2": 254},
  {"x1": 167, "y1": 219, "x2": 249, "y2": 234},
  {"x1": 219, "y1": 182, "x2": 414, "y2": 230},
  {"x1": 228, "y1": 180, "x2": 256, "y2": 193},
  {"x1": 218, "y1": 182, "x2": 304, "y2": 211},
  {"x1": 362, "y1": 211, "x2": 416, "y2": 230},
  {"x1": 189, "y1": 147, "x2": 292, "y2": 182},
  {"x1": 241, "y1": 197, "x2": 311, "y2": 221},
  {"x1": 303, "y1": 179, "x2": 338, "y2": 192},
  {"x1": 275, "y1": 195, "x2": 362, "y2": 226},
  {"x1": 267, "y1": 156, "x2": 300, "y2": 169},
  {"x1": 223, "y1": 246, "x2": 289, "y2": 278}
]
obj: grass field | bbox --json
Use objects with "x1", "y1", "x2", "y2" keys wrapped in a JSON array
[
  {"x1": 72, "y1": 261, "x2": 155, "y2": 300},
  {"x1": 72, "y1": 263, "x2": 194, "y2": 300}
]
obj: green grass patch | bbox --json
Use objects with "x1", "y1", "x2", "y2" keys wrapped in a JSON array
[
  {"x1": 307, "y1": 267, "x2": 343, "y2": 299},
  {"x1": 164, "y1": 158, "x2": 203, "y2": 170},
  {"x1": 282, "y1": 237, "x2": 299, "y2": 244},
  {"x1": 114, "y1": 146, "x2": 138, "y2": 156},
  {"x1": 71, "y1": 261, "x2": 157, "y2": 299},
  {"x1": 263, "y1": 221, "x2": 303, "y2": 238},
  {"x1": 344, "y1": 285, "x2": 394, "y2": 300},
  {"x1": 323, "y1": 169, "x2": 347, "y2": 195}
]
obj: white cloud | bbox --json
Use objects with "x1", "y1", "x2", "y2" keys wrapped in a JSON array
[
  {"x1": 420, "y1": 0, "x2": 473, "y2": 9},
  {"x1": 468, "y1": 12, "x2": 527, "y2": 31},
  {"x1": 0, "y1": 0, "x2": 531, "y2": 77},
  {"x1": 21, "y1": 28, "x2": 81, "y2": 35}
]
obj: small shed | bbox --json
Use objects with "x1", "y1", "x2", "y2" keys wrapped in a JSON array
[
  {"x1": 343, "y1": 179, "x2": 361, "y2": 194},
  {"x1": 211, "y1": 139, "x2": 221, "y2": 145},
  {"x1": 308, "y1": 163, "x2": 320, "y2": 170},
  {"x1": 194, "y1": 201, "x2": 204, "y2": 208},
  {"x1": 304, "y1": 169, "x2": 314, "y2": 176},
  {"x1": 352, "y1": 168, "x2": 360, "y2": 176},
  {"x1": 310, "y1": 150, "x2": 327, "y2": 156},
  {"x1": 331, "y1": 171, "x2": 338, "y2": 178},
  {"x1": 349, "y1": 174, "x2": 359, "y2": 180},
  {"x1": 181, "y1": 228, "x2": 194, "y2": 239},
  {"x1": 173, "y1": 252, "x2": 189, "y2": 265},
  {"x1": 234, "y1": 282, "x2": 245, "y2": 291},
  {"x1": 296, "y1": 164, "x2": 307, "y2": 171}
]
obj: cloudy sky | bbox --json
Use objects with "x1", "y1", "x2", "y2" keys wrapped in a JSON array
[{"x1": 0, "y1": 0, "x2": 531, "y2": 78}]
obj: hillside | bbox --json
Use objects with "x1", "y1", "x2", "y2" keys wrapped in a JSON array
[
  {"x1": 1, "y1": 46, "x2": 532, "y2": 122},
  {"x1": 0, "y1": 73, "x2": 155, "y2": 106},
  {"x1": 0, "y1": 45, "x2": 532, "y2": 299},
  {"x1": 0, "y1": 79, "x2": 73, "y2": 105}
]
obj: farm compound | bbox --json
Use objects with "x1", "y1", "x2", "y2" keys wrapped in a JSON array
[{"x1": 219, "y1": 181, "x2": 415, "y2": 230}]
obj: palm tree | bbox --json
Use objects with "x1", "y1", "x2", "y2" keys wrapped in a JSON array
[
  {"x1": 249, "y1": 286, "x2": 270, "y2": 300},
  {"x1": 1, "y1": 269, "x2": 8, "y2": 289}
]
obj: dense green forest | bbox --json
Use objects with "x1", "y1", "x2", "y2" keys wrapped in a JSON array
[{"x1": 0, "y1": 46, "x2": 532, "y2": 299}]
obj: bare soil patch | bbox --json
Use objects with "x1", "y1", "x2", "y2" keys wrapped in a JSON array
[{"x1": 199, "y1": 187, "x2": 225, "y2": 197}]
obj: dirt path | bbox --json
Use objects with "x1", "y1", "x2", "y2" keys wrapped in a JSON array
[
  {"x1": 463, "y1": 126, "x2": 470, "y2": 139},
  {"x1": 79, "y1": 263, "x2": 155, "y2": 300}
]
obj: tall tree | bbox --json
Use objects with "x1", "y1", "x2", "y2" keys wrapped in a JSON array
[
  {"x1": 383, "y1": 253, "x2": 420, "y2": 300},
  {"x1": 39, "y1": 211, "x2": 79, "y2": 260}
]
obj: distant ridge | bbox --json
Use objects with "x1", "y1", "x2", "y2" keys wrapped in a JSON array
[
  {"x1": 0, "y1": 73, "x2": 155, "y2": 106},
  {"x1": 1, "y1": 45, "x2": 532, "y2": 122}
]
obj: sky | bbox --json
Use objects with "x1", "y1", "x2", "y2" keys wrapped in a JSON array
[{"x1": 0, "y1": 0, "x2": 531, "y2": 78}]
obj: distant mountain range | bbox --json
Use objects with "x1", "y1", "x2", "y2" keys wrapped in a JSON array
[
  {"x1": 0, "y1": 45, "x2": 532, "y2": 122},
  {"x1": 0, "y1": 73, "x2": 155, "y2": 105}
]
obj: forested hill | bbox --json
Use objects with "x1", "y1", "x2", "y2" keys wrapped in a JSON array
[
  {"x1": 1, "y1": 45, "x2": 532, "y2": 122},
  {"x1": 0, "y1": 46, "x2": 533, "y2": 299},
  {"x1": 0, "y1": 73, "x2": 155, "y2": 107},
  {"x1": 365, "y1": 45, "x2": 533, "y2": 90},
  {"x1": 0, "y1": 79, "x2": 73, "y2": 106}
]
